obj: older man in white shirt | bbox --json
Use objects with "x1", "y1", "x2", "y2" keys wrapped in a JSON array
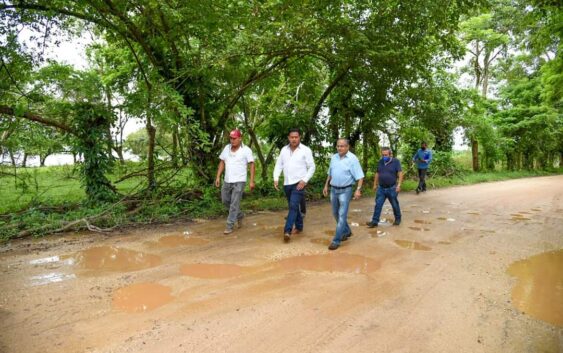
[
  {"x1": 273, "y1": 128, "x2": 316, "y2": 242},
  {"x1": 215, "y1": 129, "x2": 255, "y2": 234}
]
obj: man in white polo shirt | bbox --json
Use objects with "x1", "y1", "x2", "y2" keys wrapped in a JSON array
[
  {"x1": 215, "y1": 129, "x2": 255, "y2": 234},
  {"x1": 273, "y1": 128, "x2": 316, "y2": 243}
]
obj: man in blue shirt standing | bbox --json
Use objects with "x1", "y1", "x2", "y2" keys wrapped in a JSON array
[
  {"x1": 323, "y1": 139, "x2": 364, "y2": 250},
  {"x1": 366, "y1": 147, "x2": 403, "y2": 228},
  {"x1": 412, "y1": 142, "x2": 432, "y2": 194}
]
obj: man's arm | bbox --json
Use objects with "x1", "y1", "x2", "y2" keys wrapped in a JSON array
[
  {"x1": 273, "y1": 149, "x2": 284, "y2": 191},
  {"x1": 354, "y1": 178, "x2": 364, "y2": 200},
  {"x1": 248, "y1": 162, "x2": 256, "y2": 191},
  {"x1": 396, "y1": 171, "x2": 404, "y2": 193},
  {"x1": 215, "y1": 160, "x2": 225, "y2": 187},
  {"x1": 323, "y1": 175, "x2": 331, "y2": 197},
  {"x1": 372, "y1": 172, "x2": 379, "y2": 191}
]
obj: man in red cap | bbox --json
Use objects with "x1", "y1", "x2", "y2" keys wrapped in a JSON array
[{"x1": 215, "y1": 129, "x2": 255, "y2": 234}]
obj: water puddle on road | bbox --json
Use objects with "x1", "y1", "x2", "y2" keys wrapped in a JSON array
[
  {"x1": 275, "y1": 253, "x2": 380, "y2": 274},
  {"x1": 73, "y1": 246, "x2": 161, "y2": 272},
  {"x1": 394, "y1": 240, "x2": 432, "y2": 251},
  {"x1": 180, "y1": 263, "x2": 254, "y2": 279},
  {"x1": 152, "y1": 235, "x2": 209, "y2": 247},
  {"x1": 437, "y1": 217, "x2": 447, "y2": 221},
  {"x1": 112, "y1": 283, "x2": 174, "y2": 313},
  {"x1": 29, "y1": 272, "x2": 76, "y2": 286},
  {"x1": 408, "y1": 226, "x2": 431, "y2": 232},
  {"x1": 438, "y1": 241, "x2": 451, "y2": 245},
  {"x1": 323, "y1": 230, "x2": 334, "y2": 237},
  {"x1": 414, "y1": 219, "x2": 432, "y2": 224},
  {"x1": 507, "y1": 249, "x2": 563, "y2": 326}
]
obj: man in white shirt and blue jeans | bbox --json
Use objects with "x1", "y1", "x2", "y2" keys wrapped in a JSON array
[
  {"x1": 274, "y1": 128, "x2": 316, "y2": 243},
  {"x1": 215, "y1": 129, "x2": 255, "y2": 234}
]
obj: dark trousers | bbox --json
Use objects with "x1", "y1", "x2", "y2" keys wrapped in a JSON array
[
  {"x1": 417, "y1": 168, "x2": 427, "y2": 191},
  {"x1": 370, "y1": 185, "x2": 401, "y2": 224},
  {"x1": 283, "y1": 183, "x2": 304, "y2": 234}
]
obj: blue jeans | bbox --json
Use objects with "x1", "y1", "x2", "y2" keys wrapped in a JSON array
[
  {"x1": 371, "y1": 185, "x2": 401, "y2": 224},
  {"x1": 283, "y1": 183, "x2": 304, "y2": 234},
  {"x1": 330, "y1": 186, "x2": 353, "y2": 245}
]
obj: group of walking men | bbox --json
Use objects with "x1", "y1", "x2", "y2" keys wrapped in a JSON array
[{"x1": 215, "y1": 128, "x2": 432, "y2": 250}]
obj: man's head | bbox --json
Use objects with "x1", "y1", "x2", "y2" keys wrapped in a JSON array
[
  {"x1": 381, "y1": 147, "x2": 392, "y2": 162},
  {"x1": 288, "y1": 128, "x2": 301, "y2": 148},
  {"x1": 336, "y1": 138, "x2": 350, "y2": 156},
  {"x1": 229, "y1": 129, "x2": 242, "y2": 147},
  {"x1": 421, "y1": 142, "x2": 427, "y2": 150}
]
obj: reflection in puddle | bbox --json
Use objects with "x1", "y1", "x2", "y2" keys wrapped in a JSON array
[
  {"x1": 180, "y1": 263, "x2": 253, "y2": 279},
  {"x1": 29, "y1": 256, "x2": 75, "y2": 266},
  {"x1": 394, "y1": 240, "x2": 432, "y2": 251},
  {"x1": 154, "y1": 235, "x2": 209, "y2": 247},
  {"x1": 30, "y1": 272, "x2": 76, "y2": 286},
  {"x1": 408, "y1": 226, "x2": 430, "y2": 232},
  {"x1": 507, "y1": 249, "x2": 563, "y2": 326},
  {"x1": 73, "y1": 246, "x2": 161, "y2": 272},
  {"x1": 414, "y1": 219, "x2": 431, "y2": 224},
  {"x1": 310, "y1": 238, "x2": 331, "y2": 246},
  {"x1": 276, "y1": 254, "x2": 379, "y2": 274},
  {"x1": 112, "y1": 283, "x2": 173, "y2": 313}
]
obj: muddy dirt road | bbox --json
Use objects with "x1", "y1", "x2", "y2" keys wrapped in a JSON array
[{"x1": 1, "y1": 176, "x2": 562, "y2": 353}]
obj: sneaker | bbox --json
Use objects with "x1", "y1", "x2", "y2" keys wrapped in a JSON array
[
  {"x1": 328, "y1": 242, "x2": 339, "y2": 250},
  {"x1": 283, "y1": 233, "x2": 291, "y2": 243},
  {"x1": 223, "y1": 227, "x2": 234, "y2": 234},
  {"x1": 393, "y1": 220, "x2": 401, "y2": 226},
  {"x1": 416, "y1": 188, "x2": 420, "y2": 195},
  {"x1": 342, "y1": 232, "x2": 353, "y2": 241},
  {"x1": 366, "y1": 221, "x2": 378, "y2": 228}
]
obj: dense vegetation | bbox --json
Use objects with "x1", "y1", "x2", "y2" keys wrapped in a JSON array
[{"x1": 0, "y1": 0, "x2": 561, "y2": 239}]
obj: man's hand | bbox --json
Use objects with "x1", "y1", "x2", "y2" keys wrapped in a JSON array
[
  {"x1": 323, "y1": 185, "x2": 328, "y2": 197},
  {"x1": 373, "y1": 185, "x2": 378, "y2": 192},
  {"x1": 396, "y1": 185, "x2": 401, "y2": 193},
  {"x1": 249, "y1": 181, "x2": 255, "y2": 191},
  {"x1": 274, "y1": 180, "x2": 279, "y2": 191},
  {"x1": 353, "y1": 189, "x2": 361, "y2": 200},
  {"x1": 296, "y1": 180, "x2": 306, "y2": 190},
  {"x1": 214, "y1": 178, "x2": 220, "y2": 188}
]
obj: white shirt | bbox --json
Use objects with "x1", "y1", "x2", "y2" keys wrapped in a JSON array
[
  {"x1": 273, "y1": 143, "x2": 316, "y2": 185},
  {"x1": 219, "y1": 144, "x2": 254, "y2": 183}
]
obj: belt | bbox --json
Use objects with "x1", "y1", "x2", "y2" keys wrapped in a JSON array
[
  {"x1": 379, "y1": 184, "x2": 396, "y2": 188},
  {"x1": 331, "y1": 184, "x2": 353, "y2": 190}
]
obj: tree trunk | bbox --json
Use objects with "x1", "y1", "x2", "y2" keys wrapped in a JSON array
[
  {"x1": 471, "y1": 138, "x2": 479, "y2": 171},
  {"x1": 146, "y1": 116, "x2": 157, "y2": 191},
  {"x1": 8, "y1": 149, "x2": 16, "y2": 167},
  {"x1": 172, "y1": 128, "x2": 179, "y2": 169},
  {"x1": 22, "y1": 152, "x2": 28, "y2": 167}
]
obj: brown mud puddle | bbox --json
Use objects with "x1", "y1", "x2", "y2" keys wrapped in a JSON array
[
  {"x1": 112, "y1": 283, "x2": 174, "y2": 313},
  {"x1": 414, "y1": 219, "x2": 432, "y2": 224},
  {"x1": 507, "y1": 249, "x2": 563, "y2": 326},
  {"x1": 310, "y1": 238, "x2": 331, "y2": 246},
  {"x1": 73, "y1": 246, "x2": 161, "y2": 272},
  {"x1": 511, "y1": 214, "x2": 531, "y2": 221},
  {"x1": 394, "y1": 240, "x2": 432, "y2": 251}
]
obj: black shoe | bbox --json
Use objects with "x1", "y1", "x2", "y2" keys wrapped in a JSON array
[
  {"x1": 283, "y1": 233, "x2": 291, "y2": 243},
  {"x1": 328, "y1": 242, "x2": 339, "y2": 250},
  {"x1": 342, "y1": 232, "x2": 353, "y2": 241},
  {"x1": 366, "y1": 221, "x2": 378, "y2": 228},
  {"x1": 393, "y1": 220, "x2": 401, "y2": 226},
  {"x1": 416, "y1": 188, "x2": 420, "y2": 195}
]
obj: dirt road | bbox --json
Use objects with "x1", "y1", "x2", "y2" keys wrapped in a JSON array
[{"x1": 1, "y1": 176, "x2": 562, "y2": 353}]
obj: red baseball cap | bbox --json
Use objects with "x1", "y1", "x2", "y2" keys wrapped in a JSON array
[{"x1": 229, "y1": 129, "x2": 242, "y2": 138}]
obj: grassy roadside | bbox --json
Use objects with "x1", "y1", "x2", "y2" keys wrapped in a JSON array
[{"x1": 0, "y1": 168, "x2": 561, "y2": 241}]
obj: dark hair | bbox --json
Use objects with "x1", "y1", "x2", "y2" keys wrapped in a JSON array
[
  {"x1": 288, "y1": 128, "x2": 301, "y2": 135},
  {"x1": 337, "y1": 138, "x2": 350, "y2": 146},
  {"x1": 381, "y1": 146, "x2": 392, "y2": 153}
]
